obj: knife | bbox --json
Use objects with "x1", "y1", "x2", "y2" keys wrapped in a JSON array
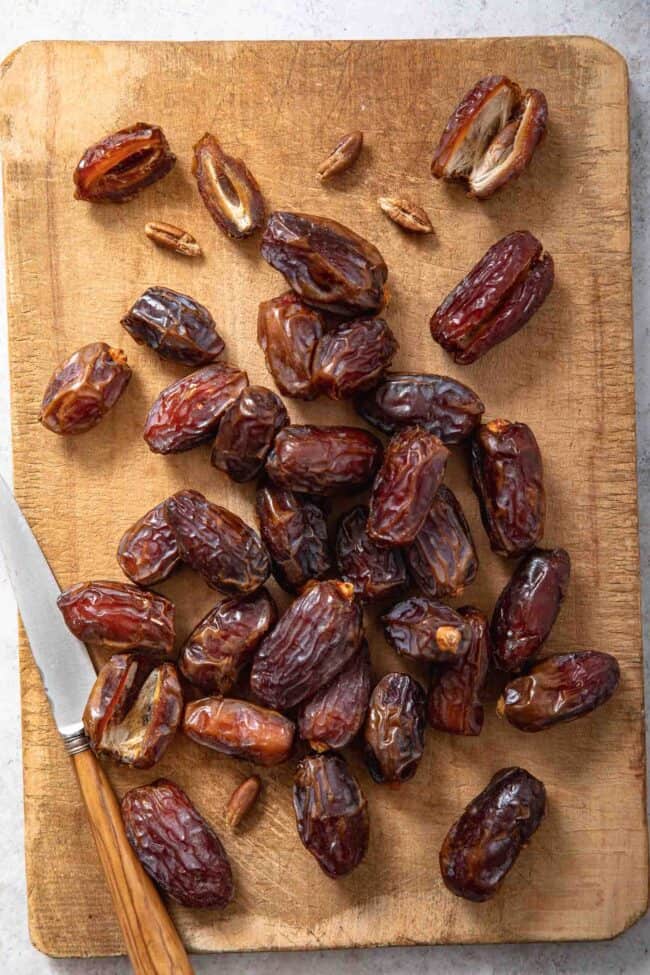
[{"x1": 0, "y1": 474, "x2": 194, "y2": 975}]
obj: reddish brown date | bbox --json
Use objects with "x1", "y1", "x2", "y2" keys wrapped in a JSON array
[
  {"x1": 211, "y1": 386, "x2": 289, "y2": 482},
  {"x1": 498, "y1": 651, "x2": 620, "y2": 732},
  {"x1": 368, "y1": 427, "x2": 449, "y2": 547},
  {"x1": 266, "y1": 425, "x2": 382, "y2": 496},
  {"x1": 439, "y1": 767, "x2": 546, "y2": 901},
  {"x1": 257, "y1": 292, "x2": 324, "y2": 400},
  {"x1": 430, "y1": 231, "x2": 554, "y2": 364},
  {"x1": 250, "y1": 579, "x2": 363, "y2": 709},
  {"x1": 364, "y1": 672, "x2": 427, "y2": 784},
  {"x1": 355, "y1": 372, "x2": 484, "y2": 444},
  {"x1": 405, "y1": 485, "x2": 478, "y2": 598},
  {"x1": 293, "y1": 753, "x2": 369, "y2": 878},
  {"x1": 192, "y1": 133, "x2": 265, "y2": 239},
  {"x1": 382, "y1": 596, "x2": 471, "y2": 663},
  {"x1": 144, "y1": 362, "x2": 248, "y2": 454},
  {"x1": 117, "y1": 500, "x2": 181, "y2": 587},
  {"x1": 83, "y1": 655, "x2": 182, "y2": 768},
  {"x1": 311, "y1": 317, "x2": 398, "y2": 399},
  {"x1": 39, "y1": 342, "x2": 131, "y2": 435},
  {"x1": 121, "y1": 778, "x2": 234, "y2": 908},
  {"x1": 427, "y1": 606, "x2": 490, "y2": 736},
  {"x1": 471, "y1": 419, "x2": 545, "y2": 557},
  {"x1": 336, "y1": 505, "x2": 408, "y2": 603},
  {"x1": 256, "y1": 483, "x2": 332, "y2": 594},
  {"x1": 184, "y1": 696, "x2": 294, "y2": 766},
  {"x1": 179, "y1": 589, "x2": 277, "y2": 694},
  {"x1": 121, "y1": 286, "x2": 225, "y2": 366},
  {"x1": 261, "y1": 211, "x2": 388, "y2": 316},
  {"x1": 57, "y1": 580, "x2": 175, "y2": 656},
  {"x1": 298, "y1": 642, "x2": 371, "y2": 751},
  {"x1": 73, "y1": 122, "x2": 176, "y2": 202},
  {"x1": 491, "y1": 548, "x2": 571, "y2": 672},
  {"x1": 165, "y1": 490, "x2": 269, "y2": 594}
]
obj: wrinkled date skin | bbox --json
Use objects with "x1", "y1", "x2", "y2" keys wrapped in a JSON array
[
  {"x1": 261, "y1": 211, "x2": 388, "y2": 316},
  {"x1": 406, "y1": 485, "x2": 478, "y2": 598},
  {"x1": 311, "y1": 317, "x2": 398, "y2": 399},
  {"x1": 73, "y1": 122, "x2": 176, "y2": 202},
  {"x1": 144, "y1": 362, "x2": 248, "y2": 454},
  {"x1": 298, "y1": 641, "x2": 371, "y2": 751},
  {"x1": 293, "y1": 753, "x2": 369, "y2": 878},
  {"x1": 121, "y1": 286, "x2": 225, "y2": 366},
  {"x1": 121, "y1": 778, "x2": 234, "y2": 908},
  {"x1": 427, "y1": 606, "x2": 490, "y2": 736},
  {"x1": 439, "y1": 767, "x2": 546, "y2": 901},
  {"x1": 430, "y1": 231, "x2": 554, "y2": 364},
  {"x1": 39, "y1": 342, "x2": 131, "y2": 435},
  {"x1": 498, "y1": 651, "x2": 620, "y2": 732},
  {"x1": 336, "y1": 505, "x2": 408, "y2": 603},
  {"x1": 165, "y1": 490, "x2": 269, "y2": 594},
  {"x1": 179, "y1": 589, "x2": 277, "y2": 694},
  {"x1": 57, "y1": 580, "x2": 175, "y2": 656},
  {"x1": 364, "y1": 672, "x2": 427, "y2": 784},
  {"x1": 184, "y1": 696, "x2": 295, "y2": 766},
  {"x1": 368, "y1": 427, "x2": 449, "y2": 547},
  {"x1": 491, "y1": 548, "x2": 571, "y2": 672},
  {"x1": 117, "y1": 500, "x2": 181, "y2": 586},
  {"x1": 192, "y1": 132, "x2": 265, "y2": 239},
  {"x1": 256, "y1": 483, "x2": 332, "y2": 593},
  {"x1": 250, "y1": 580, "x2": 363, "y2": 709},
  {"x1": 83, "y1": 654, "x2": 182, "y2": 768},
  {"x1": 266, "y1": 425, "x2": 383, "y2": 496},
  {"x1": 355, "y1": 372, "x2": 484, "y2": 444},
  {"x1": 257, "y1": 292, "x2": 324, "y2": 400},
  {"x1": 211, "y1": 386, "x2": 289, "y2": 482},
  {"x1": 471, "y1": 419, "x2": 545, "y2": 557},
  {"x1": 383, "y1": 596, "x2": 471, "y2": 663}
]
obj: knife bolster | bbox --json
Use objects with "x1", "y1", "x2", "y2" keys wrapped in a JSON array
[{"x1": 62, "y1": 729, "x2": 91, "y2": 756}]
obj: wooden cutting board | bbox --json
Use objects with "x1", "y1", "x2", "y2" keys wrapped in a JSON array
[{"x1": 0, "y1": 37, "x2": 646, "y2": 957}]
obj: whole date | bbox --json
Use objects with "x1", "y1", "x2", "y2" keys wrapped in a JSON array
[
  {"x1": 298, "y1": 641, "x2": 371, "y2": 751},
  {"x1": 211, "y1": 386, "x2": 289, "y2": 482},
  {"x1": 336, "y1": 505, "x2": 408, "y2": 603},
  {"x1": 364, "y1": 672, "x2": 427, "y2": 785},
  {"x1": 266, "y1": 425, "x2": 382, "y2": 496},
  {"x1": 117, "y1": 499, "x2": 181, "y2": 586},
  {"x1": 405, "y1": 485, "x2": 478, "y2": 598},
  {"x1": 121, "y1": 286, "x2": 225, "y2": 366},
  {"x1": 256, "y1": 483, "x2": 332, "y2": 593},
  {"x1": 184, "y1": 696, "x2": 295, "y2": 766},
  {"x1": 382, "y1": 596, "x2": 471, "y2": 663},
  {"x1": 427, "y1": 606, "x2": 490, "y2": 736},
  {"x1": 39, "y1": 342, "x2": 131, "y2": 435}
]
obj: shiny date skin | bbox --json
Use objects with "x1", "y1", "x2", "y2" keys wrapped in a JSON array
[
  {"x1": 355, "y1": 372, "x2": 484, "y2": 444},
  {"x1": 498, "y1": 651, "x2": 620, "y2": 732},
  {"x1": 211, "y1": 386, "x2": 289, "y2": 482},
  {"x1": 266, "y1": 425, "x2": 383, "y2": 496},
  {"x1": 117, "y1": 500, "x2": 181, "y2": 587},
  {"x1": 336, "y1": 505, "x2": 408, "y2": 603},
  {"x1": 293, "y1": 753, "x2": 369, "y2": 878},
  {"x1": 364, "y1": 672, "x2": 427, "y2": 784},
  {"x1": 73, "y1": 122, "x2": 176, "y2": 202},
  {"x1": 121, "y1": 286, "x2": 225, "y2": 366},
  {"x1": 491, "y1": 548, "x2": 571, "y2": 672},
  {"x1": 298, "y1": 641, "x2": 371, "y2": 751},
  {"x1": 192, "y1": 132, "x2": 265, "y2": 239},
  {"x1": 427, "y1": 606, "x2": 490, "y2": 736},
  {"x1": 256, "y1": 483, "x2": 332, "y2": 593},
  {"x1": 39, "y1": 342, "x2": 131, "y2": 435},
  {"x1": 439, "y1": 767, "x2": 546, "y2": 901},
  {"x1": 165, "y1": 489, "x2": 269, "y2": 594},
  {"x1": 471, "y1": 419, "x2": 545, "y2": 557},
  {"x1": 184, "y1": 696, "x2": 294, "y2": 766},
  {"x1": 406, "y1": 485, "x2": 478, "y2": 598},
  {"x1": 121, "y1": 778, "x2": 234, "y2": 908},
  {"x1": 257, "y1": 292, "x2": 324, "y2": 400},
  {"x1": 311, "y1": 317, "x2": 398, "y2": 399},
  {"x1": 382, "y1": 596, "x2": 471, "y2": 663}
]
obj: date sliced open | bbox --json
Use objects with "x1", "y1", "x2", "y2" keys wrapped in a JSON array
[
  {"x1": 192, "y1": 133, "x2": 265, "y2": 238},
  {"x1": 74, "y1": 122, "x2": 176, "y2": 202}
]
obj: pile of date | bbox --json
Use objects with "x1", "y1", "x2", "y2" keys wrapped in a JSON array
[{"x1": 40, "y1": 75, "x2": 620, "y2": 910}]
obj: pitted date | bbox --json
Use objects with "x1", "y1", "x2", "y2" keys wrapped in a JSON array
[
  {"x1": 179, "y1": 589, "x2": 277, "y2": 693},
  {"x1": 427, "y1": 606, "x2": 489, "y2": 736},
  {"x1": 355, "y1": 372, "x2": 484, "y2": 444},
  {"x1": 57, "y1": 580, "x2": 175, "y2": 656},
  {"x1": 257, "y1": 292, "x2": 324, "y2": 400},
  {"x1": 471, "y1": 419, "x2": 545, "y2": 557},
  {"x1": 165, "y1": 490, "x2": 269, "y2": 593},
  {"x1": 117, "y1": 500, "x2": 181, "y2": 586},
  {"x1": 439, "y1": 767, "x2": 546, "y2": 901},
  {"x1": 192, "y1": 133, "x2": 265, "y2": 239},
  {"x1": 336, "y1": 505, "x2": 408, "y2": 603},
  {"x1": 121, "y1": 778, "x2": 234, "y2": 908},
  {"x1": 498, "y1": 651, "x2": 620, "y2": 732},
  {"x1": 256, "y1": 483, "x2": 332, "y2": 593},
  {"x1": 83, "y1": 655, "x2": 182, "y2": 768},
  {"x1": 364, "y1": 672, "x2": 427, "y2": 784},
  {"x1": 298, "y1": 641, "x2": 371, "y2": 751},
  {"x1": 266, "y1": 425, "x2": 382, "y2": 496},
  {"x1": 183, "y1": 696, "x2": 294, "y2": 766},
  {"x1": 73, "y1": 122, "x2": 176, "y2": 202},
  {"x1": 293, "y1": 753, "x2": 369, "y2": 878},
  {"x1": 250, "y1": 579, "x2": 363, "y2": 709},
  {"x1": 368, "y1": 427, "x2": 449, "y2": 547},
  {"x1": 405, "y1": 485, "x2": 478, "y2": 598},
  {"x1": 121, "y1": 286, "x2": 225, "y2": 366},
  {"x1": 383, "y1": 596, "x2": 471, "y2": 663},
  {"x1": 144, "y1": 362, "x2": 248, "y2": 454},
  {"x1": 211, "y1": 386, "x2": 289, "y2": 482},
  {"x1": 261, "y1": 211, "x2": 388, "y2": 316},
  {"x1": 491, "y1": 548, "x2": 571, "y2": 672},
  {"x1": 39, "y1": 342, "x2": 131, "y2": 435},
  {"x1": 311, "y1": 317, "x2": 398, "y2": 399}
]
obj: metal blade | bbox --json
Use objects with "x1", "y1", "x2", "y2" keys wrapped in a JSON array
[{"x1": 0, "y1": 473, "x2": 96, "y2": 737}]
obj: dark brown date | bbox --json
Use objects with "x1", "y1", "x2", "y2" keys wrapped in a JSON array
[
  {"x1": 405, "y1": 485, "x2": 478, "y2": 598},
  {"x1": 498, "y1": 651, "x2": 620, "y2": 732},
  {"x1": 364, "y1": 672, "x2": 427, "y2": 784},
  {"x1": 183, "y1": 696, "x2": 294, "y2": 766},
  {"x1": 491, "y1": 548, "x2": 571, "y2": 672},
  {"x1": 261, "y1": 211, "x2": 388, "y2": 316},
  {"x1": 439, "y1": 767, "x2": 546, "y2": 901},
  {"x1": 117, "y1": 500, "x2": 181, "y2": 587},
  {"x1": 192, "y1": 132, "x2": 265, "y2": 239},
  {"x1": 250, "y1": 579, "x2": 363, "y2": 709},
  {"x1": 73, "y1": 122, "x2": 176, "y2": 202},
  {"x1": 311, "y1": 317, "x2": 398, "y2": 399},
  {"x1": 427, "y1": 606, "x2": 489, "y2": 736},
  {"x1": 336, "y1": 505, "x2": 408, "y2": 603},
  {"x1": 255, "y1": 483, "x2": 332, "y2": 594},
  {"x1": 368, "y1": 427, "x2": 449, "y2": 547},
  {"x1": 121, "y1": 778, "x2": 234, "y2": 908},
  {"x1": 293, "y1": 753, "x2": 369, "y2": 878},
  {"x1": 121, "y1": 286, "x2": 225, "y2": 366},
  {"x1": 39, "y1": 342, "x2": 131, "y2": 435},
  {"x1": 210, "y1": 386, "x2": 289, "y2": 482},
  {"x1": 144, "y1": 362, "x2": 248, "y2": 454},
  {"x1": 266, "y1": 425, "x2": 382, "y2": 496},
  {"x1": 165, "y1": 490, "x2": 269, "y2": 594},
  {"x1": 298, "y1": 641, "x2": 371, "y2": 750},
  {"x1": 179, "y1": 589, "x2": 277, "y2": 693},
  {"x1": 257, "y1": 292, "x2": 324, "y2": 400},
  {"x1": 471, "y1": 419, "x2": 545, "y2": 557},
  {"x1": 382, "y1": 596, "x2": 471, "y2": 663}
]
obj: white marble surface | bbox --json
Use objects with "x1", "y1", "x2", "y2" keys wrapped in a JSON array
[{"x1": 0, "y1": 1, "x2": 648, "y2": 971}]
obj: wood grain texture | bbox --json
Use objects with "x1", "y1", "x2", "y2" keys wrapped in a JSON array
[{"x1": 0, "y1": 37, "x2": 646, "y2": 956}]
